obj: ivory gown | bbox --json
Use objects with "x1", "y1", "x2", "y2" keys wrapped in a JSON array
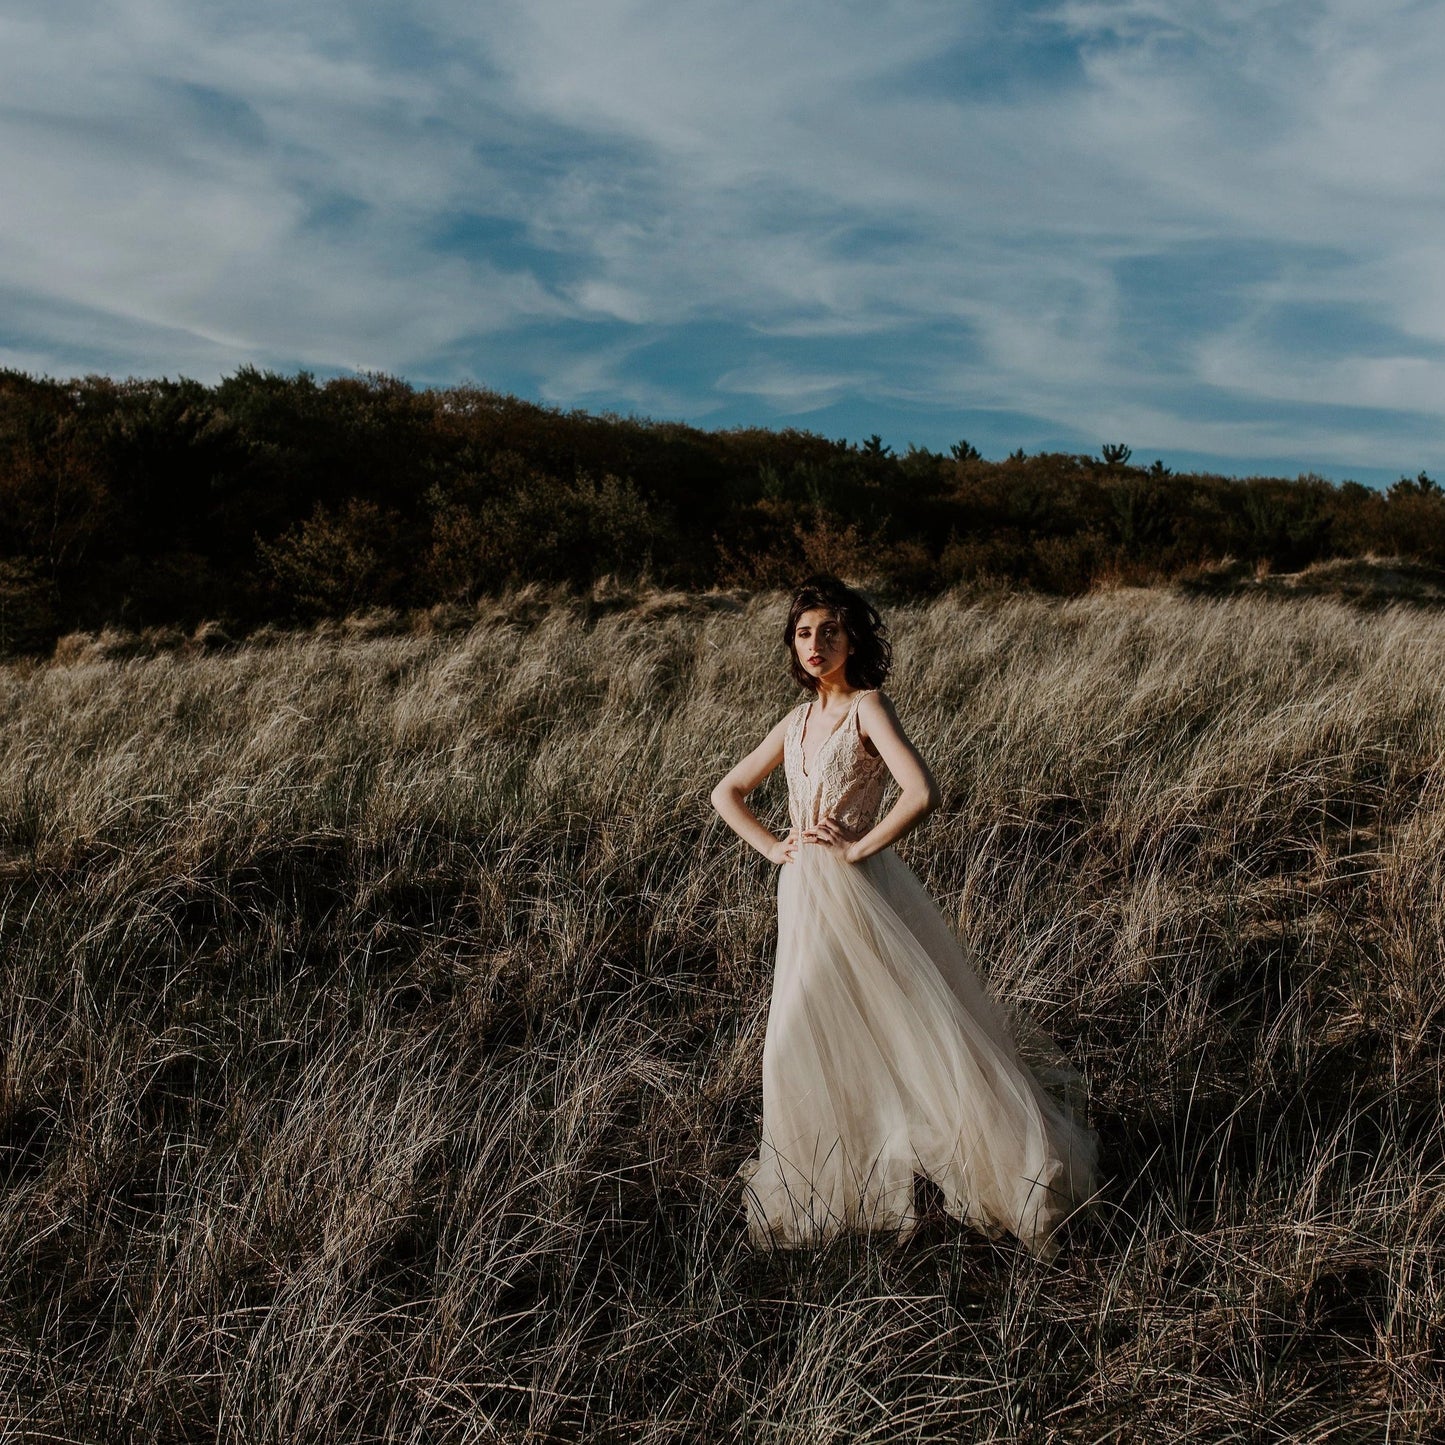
[{"x1": 740, "y1": 689, "x2": 1098, "y2": 1255}]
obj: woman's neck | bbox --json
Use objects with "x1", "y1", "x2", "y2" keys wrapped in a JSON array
[{"x1": 812, "y1": 677, "x2": 857, "y2": 710}]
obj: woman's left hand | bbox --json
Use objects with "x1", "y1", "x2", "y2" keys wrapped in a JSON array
[{"x1": 802, "y1": 815, "x2": 861, "y2": 860}]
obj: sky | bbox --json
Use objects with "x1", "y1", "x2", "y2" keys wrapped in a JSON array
[{"x1": 3, "y1": 0, "x2": 1444, "y2": 485}]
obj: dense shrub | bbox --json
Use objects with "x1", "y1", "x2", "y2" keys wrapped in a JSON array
[
  {"x1": 0, "y1": 366, "x2": 1441, "y2": 652},
  {"x1": 259, "y1": 498, "x2": 409, "y2": 617}
]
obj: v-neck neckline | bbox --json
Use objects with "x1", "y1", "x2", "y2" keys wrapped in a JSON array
[{"x1": 799, "y1": 692, "x2": 861, "y2": 779}]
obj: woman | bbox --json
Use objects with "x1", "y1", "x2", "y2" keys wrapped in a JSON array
[{"x1": 711, "y1": 575, "x2": 1096, "y2": 1256}]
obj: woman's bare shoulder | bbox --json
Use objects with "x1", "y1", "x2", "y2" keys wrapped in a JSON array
[{"x1": 856, "y1": 688, "x2": 901, "y2": 732}]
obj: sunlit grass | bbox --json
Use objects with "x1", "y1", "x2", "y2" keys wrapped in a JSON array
[{"x1": 2, "y1": 585, "x2": 1443, "y2": 1441}]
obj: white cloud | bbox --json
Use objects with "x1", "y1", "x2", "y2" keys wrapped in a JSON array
[
  {"x1": 0, "y1": 1, "x2": 568, "y2": 374},
  {"x1": 717, "y1": 361, "x2": 875, "y2": 411},
  {"x1": 1, "y1": 0, "x2": 1444, "y2": 468}
]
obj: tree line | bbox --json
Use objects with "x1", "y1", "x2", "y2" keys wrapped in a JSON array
[{"x1": 1, "y1": 367, "x2": 1441, "y2": 653}]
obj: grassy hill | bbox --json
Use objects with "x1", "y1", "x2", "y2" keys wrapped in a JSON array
[{"x1": 2, "y1": 585, "x2": 1443, "y2": 1441}]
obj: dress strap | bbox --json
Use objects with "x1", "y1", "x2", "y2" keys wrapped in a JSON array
[{"x1": 789, "y1": 698, "x2": 812, "y2": 754}]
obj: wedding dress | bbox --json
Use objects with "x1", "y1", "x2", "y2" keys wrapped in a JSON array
[{"x1": 740, "y1": 689, "x2": 1097, "y2": 1256}]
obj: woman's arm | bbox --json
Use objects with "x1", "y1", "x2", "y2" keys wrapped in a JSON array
[
  {"x1": 811, "y1": 690, "x2": 940, "y2": 864},
  {"x1": 710, "y1": 712, "x2": 797, "y2": 865}
]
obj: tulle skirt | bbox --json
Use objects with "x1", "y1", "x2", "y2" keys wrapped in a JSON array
[{"x1": 741, "y1": 844, "x2": 1097, "y2": 1256}]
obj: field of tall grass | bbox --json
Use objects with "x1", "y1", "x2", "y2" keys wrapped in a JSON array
[{"x1": 2, "y1": 585, "x2": 1443, "y2": 1442}]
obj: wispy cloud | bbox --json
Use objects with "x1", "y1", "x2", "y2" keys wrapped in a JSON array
[{"x1": 2, "y1": 0, "x2": 1443, "y2": 477}]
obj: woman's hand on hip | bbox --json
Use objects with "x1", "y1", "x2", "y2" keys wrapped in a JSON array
[
  {"x1": 802, "y1": 815, "x2": 859, "y2": 859},
  {"x1": 765, "y1": 829, "x2": 798, "y2": 866}
]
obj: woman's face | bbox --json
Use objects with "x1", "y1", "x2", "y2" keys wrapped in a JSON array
[{"x1": 793, "y1": 607, "x2": 853, "y2": 687}]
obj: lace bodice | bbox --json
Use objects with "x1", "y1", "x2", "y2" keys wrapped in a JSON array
[{"x1": 784, "y1": 689, "x2": 889, "y2": 837}]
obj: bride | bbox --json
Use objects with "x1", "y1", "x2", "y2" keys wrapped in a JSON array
[{"x1": 711, "y1": 575, "x2": 1097, "y2": 1256}]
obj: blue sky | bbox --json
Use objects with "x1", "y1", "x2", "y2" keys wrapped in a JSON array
[{"x1": 3, "y1": 0, "x2": 1445, "y2": 484}]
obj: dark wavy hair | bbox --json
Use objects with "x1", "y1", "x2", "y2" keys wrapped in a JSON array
[{"x1": 783, "y1": 574, "x2": 892, "y2": 693}]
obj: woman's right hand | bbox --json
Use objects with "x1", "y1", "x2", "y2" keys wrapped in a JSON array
[{"x1": 765, "y1": 829, "x2": 798, "y2": 866}]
